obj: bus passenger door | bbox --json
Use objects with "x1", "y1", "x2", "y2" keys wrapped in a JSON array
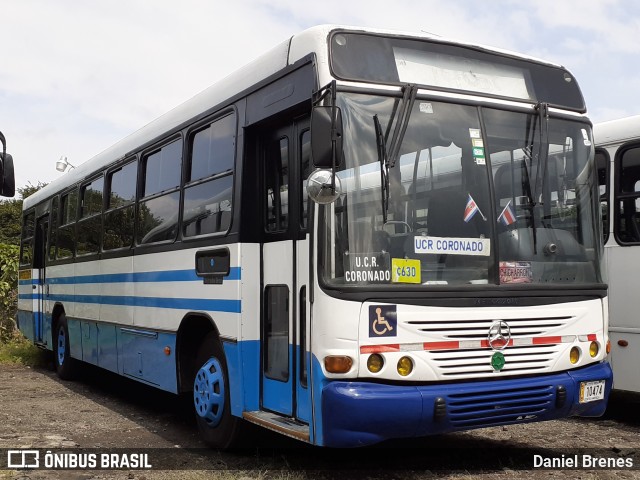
[
  {"x1": 33, "y1": 216, "x2": 49, "y2": 345},
  {"x1": 260, "y1": 118, "x2": 311, "y2": 424}
]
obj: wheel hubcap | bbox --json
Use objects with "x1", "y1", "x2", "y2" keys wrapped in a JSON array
[
  {"x1": 57, "y1": 328, "x2": 66, "y2": 366},
  {"x1": 193, "y1": 357, "x2": 225, "y2": 427}
]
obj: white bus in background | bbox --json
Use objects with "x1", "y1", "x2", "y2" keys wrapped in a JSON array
[
  {"x1": 17, "y1": 25, "x2": 612, "y2": 449},
  {"x1": 595, "y1": 115, "x2": 640, "y2": 393}
]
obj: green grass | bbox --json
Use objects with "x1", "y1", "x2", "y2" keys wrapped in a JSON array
[{"x1": 0, "y1": 331, "x2": 49, "y2": 367}]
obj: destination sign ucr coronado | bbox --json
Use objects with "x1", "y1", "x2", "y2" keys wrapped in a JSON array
[{"x1": 414, "y1": 236, "x2": 491, "y2": 256}]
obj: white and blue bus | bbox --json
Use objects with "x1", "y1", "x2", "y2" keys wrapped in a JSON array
[
  {"x1": 18, "y1": 25, "x2": 611, "y2": 448},
  {"x1": 594, "y1": 115, "x2": 640, "y2": 394}
]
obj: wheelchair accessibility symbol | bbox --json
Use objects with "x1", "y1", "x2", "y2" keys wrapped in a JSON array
[{"x1": 369, "y1": 305, "x2": 397, "y2": 337}]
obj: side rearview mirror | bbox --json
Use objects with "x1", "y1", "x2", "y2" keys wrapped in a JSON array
[
  {"x1": 0, "y1": 153, "x2": 14, "y2": 198},
  {"x1": 311, "y1": 105, "x2": 343, "y2": 168}
]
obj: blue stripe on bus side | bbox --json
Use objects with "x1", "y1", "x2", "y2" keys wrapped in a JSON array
[
  {"x1": 17, "y1": 294, "x2": 241, "y2": 313},
  {"x1": 18, "y1": 267, "x2": 241, "y2": 285}
]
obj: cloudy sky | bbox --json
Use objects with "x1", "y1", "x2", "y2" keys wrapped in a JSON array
[{"x1": 2, "y1": 0, "x2": 639, "y2": 194}]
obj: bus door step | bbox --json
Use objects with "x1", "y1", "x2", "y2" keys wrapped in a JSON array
[{"x1": 243, "y1": 411, "x2": 310, "y2": 442}]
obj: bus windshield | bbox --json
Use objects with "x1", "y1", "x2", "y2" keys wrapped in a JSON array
[{"x1": 321, "y1": 92, "x2": 603, "y2": 288}]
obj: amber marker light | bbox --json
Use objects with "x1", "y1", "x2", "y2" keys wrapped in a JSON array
[
  {"x1": 367, "y1": 354, "x2": 384, "y2": 373},
  {"x1": 397, "y1": 356, "x2": 413, "y2": 376},
  {"x1": 569, "y1": 346, "x2": 581, "y2": 364},
  {"x1": 164, "y1": 346, "x2": 171, "y2": 356},
  {"x1": 589, "y1": 342, "x2": 599, "y2": 358},
  {"x1": 607, "y1": 340, "x2": 612, "y2": 353},
  {"x1": 324, "y1": 356, "x2": 353, "y2": 373}
]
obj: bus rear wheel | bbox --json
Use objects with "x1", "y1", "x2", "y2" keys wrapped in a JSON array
[
  {"x1": 53, "y1": 315, "x2": 77, "y2": 380},
  {"x1": 193, "y1": 332, "x2": 246, "y2": 449}
]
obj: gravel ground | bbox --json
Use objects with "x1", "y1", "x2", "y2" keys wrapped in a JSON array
[{"x1": 0, "y1": 363, "x2": 638, "y2": 480}]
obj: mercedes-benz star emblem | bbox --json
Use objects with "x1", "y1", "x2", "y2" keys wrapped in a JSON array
[{"x1": 488, "y1": 320, "x2": 511, "y2": 351}]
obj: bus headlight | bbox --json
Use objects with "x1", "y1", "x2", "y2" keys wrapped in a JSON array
[
  {"x1": 367, "y1": 354, "x2": 384, "y2": 373},
  {"x1": 569, "y1": 346, "x2": 581, "y2": 364},
  {"x1": 589, "y1": 342, "x2": 599, "y2": 358},
  {"x1": 397, "y1": 356, "x2": 413, "y2": 376}
]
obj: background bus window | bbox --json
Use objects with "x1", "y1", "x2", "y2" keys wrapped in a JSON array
[
  {"x1": 615, "y1": 145, "x2": 640, "y2": 244},
  {"x1": 183, "y1": 114, "x2": 235, "y2": 238},
  {"x1": 595, "y1": 150, "x2": 609, "y2": 244},
  {"x1": 104, "y1": 160, "x2": 137, "y2": 251},
  {"x1": 138, "y1": 140, "x2": 182, "y2": 245}
]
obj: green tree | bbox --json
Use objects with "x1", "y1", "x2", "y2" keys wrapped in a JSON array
[
  {"x1": 0, "y1": 243, "x2": 19, "y2": 340},
  {"x1": 0, "y1": 182, "x2": 47, "y2": 246}
]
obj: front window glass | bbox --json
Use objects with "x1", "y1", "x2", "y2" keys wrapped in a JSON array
[
  {"x1": 484, "y1": 109, "x2": 601, "y2": 284},
  {"x1": 320, "y1": 92, "x2": 602, "y2": 288}
]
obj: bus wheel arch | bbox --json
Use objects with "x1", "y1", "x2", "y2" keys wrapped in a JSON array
[
  {"x1": 176, "y1": 313, "x2": 220, "y2": 394},
  {"x1": 178, "y1": 315, "x2": 247, "y2": 449}
]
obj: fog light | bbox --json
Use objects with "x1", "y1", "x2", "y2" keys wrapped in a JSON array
[
  {"x1": 367, "y1": 354, "x2": 384, "y2": 373},
  {"x1": 324, "y1": 355, "x2": 353, "y2": 373},
  {"x1": 589, "y1": 341, "x2": 599, "y2": 358},
  {"x1": 569, "y1": 346, "x2": 581, "y2": 364},
  {"x1": 397, "y1": 356, "x2": 413, "y2": 376}
]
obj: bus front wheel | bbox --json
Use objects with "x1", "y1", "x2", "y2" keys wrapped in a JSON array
[
  {"x1": 193, "y1": 332, "x2": 246, "y2": 449},
  {"x1": 53, "y1": 315, "x2": 77, "y2": 380}
]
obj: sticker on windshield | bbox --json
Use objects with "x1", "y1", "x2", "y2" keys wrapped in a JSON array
[
  {"x1": 581, "y1": 128, "x2": 592, "y2": 146},
  {"x1": 344, "y1": 252, "x2": 391, "y2": 283},
  {"x1": 391, "y1": 258, "x2": 421, "y2": 284},
  {"x1": 419, "y1": 102, "x2": 433, "y2": 113},
  {"x1": 473, "y1": 146, "x2": 486, "y2": 165},
  {"x1": 469, "y1": 128, "x2": 481, "y2": 139},
  {"x1": 499, "y1": 261, "x2": 532, "y2": 284},
  {"x1": 414, "y1": 236, "x2": 491, "y2": 256}
]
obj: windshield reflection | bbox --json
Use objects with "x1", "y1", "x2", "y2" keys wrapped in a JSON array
[{"x1": 320, "y1": 93, "x2": 602, "y2": 288}]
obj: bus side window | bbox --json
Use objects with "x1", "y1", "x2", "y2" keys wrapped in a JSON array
[
  {"x1": 615, "y1": 145, "x2": 640, "y2": 244},
  {"x1": 104, "y1": 160, "x2": 137, "y2": 251},
  {"x1": 300, "y1": 129, "x2": 310, "y2": 230},
  {"x1": 57, "y1": 189, "x2": 78, "y2": 259},
  {"x1": 20, "y1": 211, "x2": 35, "y2": 266},
  {"x1": 48, "y1": 197, "x2": 59, "y2": 260},
  {"x1": 265, "y1": 137, "x2": 289, "y2": 233},
  {"x1": 137, "y1": 139, "x2": 182, "y2": 245},
  {"x1": 77, "y1": 176, "x2": 104, "y2": 256},
  {"x1": 183, "y1": 114, "x2": 235, "y2": 238}
]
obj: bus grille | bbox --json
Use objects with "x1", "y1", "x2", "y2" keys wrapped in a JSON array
[
  {"x1": 447, "y1": 384, "x2": 554, "y2": 428},
  {"x1": 405, "y1": 315, "x2": 573, "y2": 339},
  {"x1": 429, "y1": 345, "x2": 562, "y2": 378}
]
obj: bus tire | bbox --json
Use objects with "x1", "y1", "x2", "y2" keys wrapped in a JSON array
[
  {"x1": 193, "y1": 332, "x2": 246, "y2": 449},
  {"x1": 53, "y1": 315, "x2": 77, "y2": 380}
]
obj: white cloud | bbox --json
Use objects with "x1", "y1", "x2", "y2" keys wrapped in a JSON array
[{"x1": 1, "y1": 0, "x2": 639, "y2": 190}]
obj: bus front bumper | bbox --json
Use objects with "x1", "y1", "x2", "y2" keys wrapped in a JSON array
[{"x1": 320, "y1": 361, "x2": 612, "y2": 447}]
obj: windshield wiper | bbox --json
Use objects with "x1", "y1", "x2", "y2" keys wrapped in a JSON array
[
  {"x1": 374, "y1": 114, "x2": 389, "y2": 223},
  {"x1": 522, "y1": 102, "x2": 550, "y2": 254},
  {"x1": 387, "y1": 84, "x2": 418, "y2": 168},
  {"x1": 373, "y1": 84, "x2": 418, "y2": 224}
]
